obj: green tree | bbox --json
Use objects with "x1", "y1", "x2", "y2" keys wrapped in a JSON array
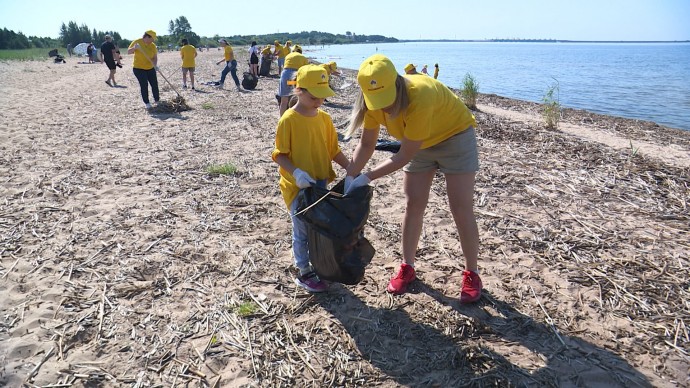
[{"x1": 168, "y1": 16, "x2": 200, "y2": 46}]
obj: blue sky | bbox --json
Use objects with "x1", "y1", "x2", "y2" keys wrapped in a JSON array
[{"x1": 1, "y1": 0, "x2": 688, "y2": 41}]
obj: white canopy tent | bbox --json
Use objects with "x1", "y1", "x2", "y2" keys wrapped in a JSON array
[{"x1": 73, "y1": 42, "x2": 90, "y2": 56}]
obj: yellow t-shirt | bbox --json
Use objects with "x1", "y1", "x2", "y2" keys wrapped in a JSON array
[
  {"x1": 281, "y1": 45, "x2": 291, "y2": 57},
  {"x1": 223, "y1": 46, "x2": 235, "y2": 61},
  {"x1": 363, "y1": 75, "x2": 477, "y2": 149},
  {"x1": 274, "y1": 43, "x2": 284, "y2": 57},
  {"x1": 272, "y1": 109, "x2": 341, "y2": 208},
  {"x1": 321, "y1": 63, "x2": 336, "y2": 75},
  {"x1": 180, "y1": 44, "x2": 196, "y2": 68},
  {"x1": 284, "y1": 52, "x2": 308, "y2": 70},
  {"x1": 129, "y1": 39, "x2": 157, "y2": 70}
]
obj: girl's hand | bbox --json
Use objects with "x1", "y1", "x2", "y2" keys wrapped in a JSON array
[{"x1": 293, "y1": 169, "x2": 316, "y2": 189}]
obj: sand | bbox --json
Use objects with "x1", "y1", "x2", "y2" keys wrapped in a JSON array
[{"x1": 1, "y1": 47, "x2": 688, "y2": 387}]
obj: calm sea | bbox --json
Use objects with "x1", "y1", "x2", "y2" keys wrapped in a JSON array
[{"x1": 306, "y1": 42, "x2": 690, "y2": 131}]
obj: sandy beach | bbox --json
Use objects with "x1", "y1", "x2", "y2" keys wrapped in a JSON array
[{"x1": 1, "y1": 47, "x2": 689, "y2": 387}]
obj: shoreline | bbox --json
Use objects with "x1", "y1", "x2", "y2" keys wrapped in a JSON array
[{"x1": 1, "y1": 50, "x2": 688, "y2": 386}]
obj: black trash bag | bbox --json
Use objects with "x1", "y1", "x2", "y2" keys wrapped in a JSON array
[
  {"x1": 259, "y1": 57, "x2": 272, "y2": 76},
  {"x1": 242, "y1": 72, "x2": 258, "y2": 90},
  {"x1": 296, "y1": 180, "x2": 375, "y2": 285},
  {"x1": 374, "y1": 139, "x2": 401, "y2": 153}
]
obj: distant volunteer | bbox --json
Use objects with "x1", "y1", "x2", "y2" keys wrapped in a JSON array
[{"x1": 127, "y1": 30, "x2": 159, "y2": 109}]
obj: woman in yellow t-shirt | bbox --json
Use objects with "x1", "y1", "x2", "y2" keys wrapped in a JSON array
[
  {"x1": 180, "y1": 38, "x2": 197, "y2": 89},
  {"x1": 277, "y1": 46, "x2": 308, "y2": 116},
  {"x1": 215, "y1": 39, "x2": 241, "y2": 91},
  {"x1": 127, "y1": 30, "x2": 159, "y2": 109},
  {"x1": 345, "y1": 54, "x2": 482, "y2": 304}
]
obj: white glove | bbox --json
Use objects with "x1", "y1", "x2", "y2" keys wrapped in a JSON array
[
  {"x1": 293, "y1": 168, "x2": 315, "y2": 189},
  {"x1": 154, "y1": 65, "x2": 160, "y2": 71},
  {"x1": 345, "y1": 174, "x2": 370, "y2": 195},
  {"x1": 344, "y1": 176, "x2": 353, "y2": 193}
]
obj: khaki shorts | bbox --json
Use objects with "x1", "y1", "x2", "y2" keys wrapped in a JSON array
[
  {"x1": 182, "y1": 67, "x2": 195, "y2": 74},
  {"x1": 404, "y1": 127, "x2": 479, "y2": 174}
]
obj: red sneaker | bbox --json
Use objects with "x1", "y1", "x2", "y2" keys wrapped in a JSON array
[
  {"x1": 387, "y1": 263, "x2": 416, "y2": 294},
  {"x1": 460, "y1": 270, "x2": 482, "y2": 304}
]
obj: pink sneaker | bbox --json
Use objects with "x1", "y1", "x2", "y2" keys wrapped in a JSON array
[
  {"x1": 295, "y1": 271, "x2": 328, "y2": 293},
  {"x1": 460, "y1": 270, "x2": 482, "y2": 304},
  {"x1": 387, "y1": 263, "x2": 416, "y2": 294}
]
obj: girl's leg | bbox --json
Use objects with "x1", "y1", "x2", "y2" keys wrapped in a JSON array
[
  {"x1": 444, "y1": 172, "x2": 479, "y2": 271},
  {"x1": 290, "y1": 199, "x2": 310, "y2": 271},
  {"x1": 133, "y1": 68, "x2": 150, "y2": 104},
  {"x1": 401, "y1": 169, "x2": 436, "y2": 265}
]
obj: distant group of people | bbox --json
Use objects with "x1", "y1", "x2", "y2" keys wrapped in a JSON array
[{"x1": 404, "y1": 63, "x2": 440, "y2": 79}]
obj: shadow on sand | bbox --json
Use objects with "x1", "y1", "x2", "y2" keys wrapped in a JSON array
[{"x1": 317, "y1": 284, "x2": 651, "y2": 387}]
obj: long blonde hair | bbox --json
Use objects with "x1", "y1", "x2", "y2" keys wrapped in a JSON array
[{"x1": 345, "y1": 75, "x2": 410, "y2": 138}]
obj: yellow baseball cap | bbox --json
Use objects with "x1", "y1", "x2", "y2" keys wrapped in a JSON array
[
  {"x1": 145, "y1": 30, "x2": 157, "y2": 40},
  {"x1": 293, "y1": 45, "x2": 302, "y2": 53},
  {"x1": 404, "y1": 63, "x2": 416, "y2": 73},
  {"x1": 328, "y1": 61, "x2": 337, "y2": 70},
  {"x1": 357, "y1": 54, "x2": 398, "y2": 110},
  {"x1": 294, "y1": 64, "x2": 335, "y2": 98}
]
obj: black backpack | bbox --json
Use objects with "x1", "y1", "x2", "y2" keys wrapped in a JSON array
[{"x1": 241, "y1": 72, "x2": 258, "y2": 90}]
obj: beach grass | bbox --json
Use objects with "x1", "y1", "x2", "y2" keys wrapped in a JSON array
[
  {"x1": 542, "y1": 80, "x2": 561, "y2": 128},
  {"x1": 461, "y1": 73, "x2": 479, "y2": 110},
  {"x1": 205, "y1": 163, "x2": 238, "y2": 175},
  {"x1": 0, "y1": 48, "x2": 57, "y2": 61},
  {"x1": 232, "y1": 301, "x2": 259, "y2": 317}
]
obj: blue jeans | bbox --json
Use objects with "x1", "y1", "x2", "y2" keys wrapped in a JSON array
[
  {"x1": 220, "y1": 60, "x2": 239, "y2": 86},
  {"x1": 290, "y1": 179, "x2": 327, "y2": 271}
]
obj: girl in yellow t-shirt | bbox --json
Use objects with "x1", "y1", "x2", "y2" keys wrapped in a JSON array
[
  {"x1": 345, "y1": 54, "x2": 482, "y2": 304},
  {"x1": 127, "y1": 30, "x2": 159, "y2": 109},
  {"x1": 272, "y1": 65, "x2": 350, "y2": 292}
]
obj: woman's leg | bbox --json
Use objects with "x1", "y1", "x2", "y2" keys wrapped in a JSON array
[
  {"x1": 133, "y1": 68, "x2": 150, "y2": 104},
  {"x1": 147, "y1": 69, "x2": 160, "y2": 102},
  {"x1": 229, "y1": 60, "x2": 240, "y2": 87},
  {"x1": 445, "y1": 172, "x2": 479, "y2": 271},
  {"x1": 219, "y1": 63, "x2": 229, "y2": 85},
  {"x1": 401, "y1": 169, "x2": 436, "y2": 265}
]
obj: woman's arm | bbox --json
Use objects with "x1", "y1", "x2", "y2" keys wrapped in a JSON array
[{"x1": 365, "y1": 137, "x2": 423, "y2": 180}]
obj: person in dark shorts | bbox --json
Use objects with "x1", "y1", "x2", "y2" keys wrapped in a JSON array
[
  {"x1": 100, "y1": 35, "x2": 118, "y2": 86},
  {"x1": 86, "y1": 42, "x2": 95, "y2": 63},
  {"x1": 248, "y1": 41, "x2": 260, "y2": 77}
]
